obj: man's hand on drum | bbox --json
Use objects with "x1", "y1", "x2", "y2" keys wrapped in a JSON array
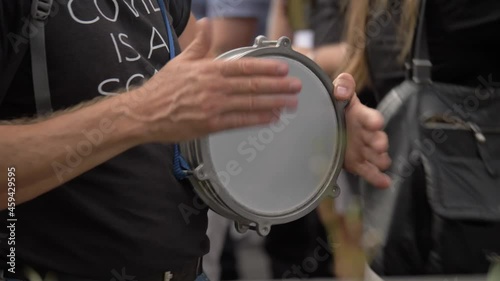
[
  {"x1": 131, "y1": 19, "x2": 301, "y2": 143},
  {"x1": 332, "y1": 74, "x2": 392, "y2": 189},
  {"x1": 129, "y1": 20, "x2": 391, "y2": 188}
]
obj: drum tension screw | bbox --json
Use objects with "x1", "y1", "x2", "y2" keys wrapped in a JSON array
[
  {"x1": 183, "y1": 170, "x2": 193, "y2": 176},
  {"x1": 194, "y1": 165, "x2": 209, "y2": 181},
  {"x1": 257, "y1": 224, "x2": 271, "y2": 236}
]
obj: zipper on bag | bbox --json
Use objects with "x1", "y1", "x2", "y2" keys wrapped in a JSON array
[{"x1": 424, "y1": 115, "x2": 498, "y2": 177}]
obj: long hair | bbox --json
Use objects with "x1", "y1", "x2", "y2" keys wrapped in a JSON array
[{"x1": 339, "y1": 0, "x2": 420, "y2": 92}]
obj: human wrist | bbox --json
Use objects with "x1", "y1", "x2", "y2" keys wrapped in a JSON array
[{"x1": 108, "y1": 89, "x2": 155, "y2": 145}]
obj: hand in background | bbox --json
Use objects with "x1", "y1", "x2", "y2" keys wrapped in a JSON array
[
  {"x1": 332, "y1": 73, "x2": 392, "y2": 189},
  {"x1": 136, "y1": 19, "x2": 302, "y2": 143}
]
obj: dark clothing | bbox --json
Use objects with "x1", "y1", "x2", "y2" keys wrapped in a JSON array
[
  {"x1": 265, "y1": 212, "x2": 333, "y2": 279},
  {"x1": 0, "y1": 0, "x2": 209, "y2": 278},
  {"x1": 427, "y1": 0, "x2": 500, "y2": 86},
  {"x1": 366, "y1": 0, "x2": 500, "y2": 100},
  {"x1": 364, "y1": 0, "x2": 500, "y2": 276},
  {"x1": 310, "y1": 0, "x2": 345, "y2": 46}
]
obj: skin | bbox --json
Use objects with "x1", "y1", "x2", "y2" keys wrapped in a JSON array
[
  {"x1": 295, "y1": 43, "x2": 348, "y2": 77},
  {"x1": 267, "y1": 0, "x2": 293, "y2": 40},
  {"x1": 0, "y1": 17, "x2": 390, "y2": 210},
  {"x1": 209, "y1": 17, "x2": 260, "y2": 56},
  {"x1": 179, "y1": 13, "x2": 198, "y2": 50}
]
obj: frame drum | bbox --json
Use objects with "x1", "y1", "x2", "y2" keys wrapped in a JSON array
[{"x1": 180, "y1": 36, "x2": 347, "y2": 236}]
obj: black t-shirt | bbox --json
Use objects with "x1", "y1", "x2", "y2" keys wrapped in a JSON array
[
  {"x1": 0, "y1": 0, "x2": 209, "y2": 278},
  {"x1": 366, "y1": 0, "x2": 500, "y2": 100}
]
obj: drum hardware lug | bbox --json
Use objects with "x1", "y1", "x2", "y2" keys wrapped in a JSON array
[
  {"x1": 326, "y1": 183, "x2": 341, "y2": 198},
  {"x1": 235, "y1": 222, "x2": 271, "y2": 236},
  {"x1": 193, "y1": 165, "x2": 210, "y2": 181},
  {"x1": 256, "y1": 223, "x2": 271, "y2": 236},
  {"x1": 234, "y1": 221, "x2": 250, "y2": 234},
  {"x1": 254, "y1": 36, "x2": 291, "y2": 49},
  {"x1": 277, "y1": 37, "x2": 292, "y2": 49}
]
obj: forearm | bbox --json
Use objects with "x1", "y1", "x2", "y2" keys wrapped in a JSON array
[
  {"x1": 179, "y1": 13, "x2": 198, "y2": 51},
  {"x1": 313, "y1": 43, "x2": 347, "y2": 77},
  {"x1": 209, "y1": 18, "x2": 258, "y2": 56},
  {"x1": 0, "y1": 92, "x2": 145, "y2": 209},
  {"x1": 267, "y1": 0, "x2": 293, "y2": 40},
  {"x1": 0, "y1": 19, "x2": 306, "y2": 208}
]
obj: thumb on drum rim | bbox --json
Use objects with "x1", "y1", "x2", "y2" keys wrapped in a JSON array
[{"x1": 181, "y1": 19, "x2": 212, "y2": 61}]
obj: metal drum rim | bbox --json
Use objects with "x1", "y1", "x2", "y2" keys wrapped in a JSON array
[{"x1": 180, "y1": 37, "x2": 347, "y2": 234}]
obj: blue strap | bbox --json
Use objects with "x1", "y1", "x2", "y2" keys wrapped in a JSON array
[
  {"x1": 157, "y1": 0, "x2": 192, "y2": 181},
  {"x1": 157, "y1": 0, "x2": 176, "y2": 61}
]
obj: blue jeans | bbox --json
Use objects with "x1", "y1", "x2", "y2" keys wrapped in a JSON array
[{"x1": 195, "y1": 273, "x2": 210, "y2": 281}]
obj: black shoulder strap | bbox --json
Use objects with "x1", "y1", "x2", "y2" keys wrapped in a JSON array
[
  {"x1": 410, "y1": 0, "x2": 432, "y2": 84},
  {"x1": 30, "y1": 0, "x2": 54, "y2": 115},
  {"x1": 0, "y1": 0, "x2": 53, "y2": 115}
]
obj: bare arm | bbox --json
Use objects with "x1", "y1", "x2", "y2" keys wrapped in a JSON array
[
  {"x1": 0, "y1": 93, "x2": 145, "y2": 208},
  {"x1": 312, "y1": 43, "x2": 348, "y2": 77},
  {"x1": 209, "y1": 17, "x2": 259, "y2": 55},
  {"x1": 179, "y1": 12, "x2": 198, "y2": 50},
  {"x1": 267, "y1": 0, "x2": 293, "y2": 40},
  {"x1": 0, "y1": 13, "x2": 200, "y2": 209},
  {"x1": 0, "y1": 20, "x2": 302, "y2": 210}
]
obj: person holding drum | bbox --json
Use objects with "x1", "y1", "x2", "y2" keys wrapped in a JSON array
[{"x1": 0, "y1": 1, "x2": 391, "y2": 280}]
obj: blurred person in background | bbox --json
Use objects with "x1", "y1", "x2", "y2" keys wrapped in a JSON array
[
  {"x1": 191, "y1": 0, "x2": 270, "y2": 51},
  {"x1": 317, "y1": 0, "x2": 500, "y2": 279},
  {"x1": 207, "y1": 0, "x2": 269, "y2": 55},
  {"x1": 340, "y1": 0, "x2": 500, "y2": 101},
  {"x1": 268, "y1": 0, "x2": 346, "y2": 79}
]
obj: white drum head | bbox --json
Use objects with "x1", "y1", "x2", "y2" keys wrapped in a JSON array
[
  {"x1": 181, "y1": 36, "x2": 346, "y2": 236},
  {"x1": 208, "y1": 56, "x2": 338, "y2": 216}
]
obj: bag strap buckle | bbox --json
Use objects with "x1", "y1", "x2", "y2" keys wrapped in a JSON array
[
  {"x1": 31, "y1": 0, "x2": 54, "y2": 22},
  {"x1": 412, "y1": 58, "x2": 432, "y2": 84}
]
